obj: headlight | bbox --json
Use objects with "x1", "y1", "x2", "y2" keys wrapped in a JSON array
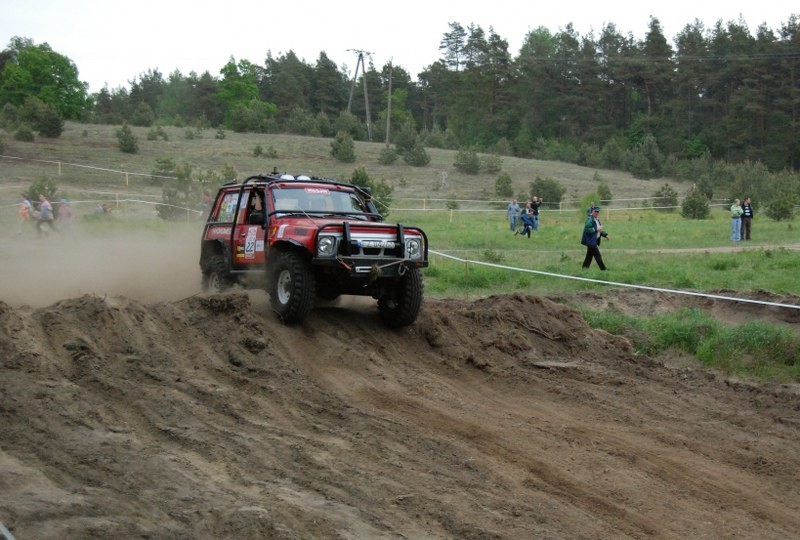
[
  {"x1": 318, "y1": 235, "x2": 336, "y2": 256},
  {"x1": 405, "y1": 238, "x2": 422, "y2": 259}
]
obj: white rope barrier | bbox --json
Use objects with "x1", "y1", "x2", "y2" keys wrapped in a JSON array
[{"x1": 430, "y1": 249, "x2": 800, "y2": 310}]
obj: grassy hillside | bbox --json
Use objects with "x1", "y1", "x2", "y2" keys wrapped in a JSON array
[{"x1": 1, "y1": 121, "x2": 681, "y2": 208}]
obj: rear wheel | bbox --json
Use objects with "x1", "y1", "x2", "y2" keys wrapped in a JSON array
[
  {"x1": 202, "y1": 255, "x2": 233, "y2": 293},
  {"x1": 378, "y1": 268, "x2": 423, "y2": 328},
  {"x1": 269, "y1": 251, "x2": 315, "y2": 323}
]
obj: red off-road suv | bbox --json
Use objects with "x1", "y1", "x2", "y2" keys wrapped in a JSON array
[{"x1": 199, "y1": 171, "x2": 428, "y2": 327}]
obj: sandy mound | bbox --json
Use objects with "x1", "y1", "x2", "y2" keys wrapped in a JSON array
[{"x1": 2, "y1": 288, "x2": 799, "y2": 538}]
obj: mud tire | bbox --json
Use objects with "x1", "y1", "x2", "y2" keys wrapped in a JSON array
[
  {"x1": 202, "y1": 255, "x2": 233, "y2": 293},
  {"x1": 270, "y1": 251, "x2": 315, "y2": 324},
  {"x1": 378, "y1": 268, "x2": 423, "y2": 328}
]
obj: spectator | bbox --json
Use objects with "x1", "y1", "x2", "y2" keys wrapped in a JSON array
[
  {"x1": 506, "y1": 199, "x2": 520, "y2": 232},
  {"x1": 516, "y1": 202, "x2": 535, "y2": 238},
  {"x1": 57, "y1": 198, "x2": 76, "y2": 241},
  {"x1": 581, "y1": 206, "x2": 609, "y2": 270},
  {"x1": 730, "y1": 198, "x2": 743, "y2": 242},
  {"x1": 741, "y1": 197, "x2": 754, "y2": 240},
  {"x1": 586, "y1": 201, "x2": 597, "y2": 216},
  {"x1": 36, "y1": 194, "x2": 57, "y2": 237},
  {"x1": 17, "y1": 193, "x2": 33, "y2": 234},
  {"x1": 531, "y1": 196, "x2": 542, "y2": 231}
]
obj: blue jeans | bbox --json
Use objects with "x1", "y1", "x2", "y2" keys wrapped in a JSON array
[
  {"x1": 532, "y1": 214, "x2": 539, "y2": 231},
  {"x1": 731, "y1": 218, "x2": 741, "y2": 241},
  {"x1": 509, "y1": 215, "x2": 517, "y2": 231}
]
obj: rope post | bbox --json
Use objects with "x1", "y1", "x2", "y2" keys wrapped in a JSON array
[
  {"x1": 450, "y1": 208, "x2": 454, "y2": 223},
  {"x1": 464, "y1": 260, "x2": 469, "y2": 285},
  {"x1": 126, "y1": 172, "x2": 129, "y2": 186},
  {"x1": 58, "y1": 161, "x2": 62, "y2": 176}
]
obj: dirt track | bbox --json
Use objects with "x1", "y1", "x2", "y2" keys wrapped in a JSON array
[{"x1": 1, "y1": 230, "x2": 799, "y2": 539}]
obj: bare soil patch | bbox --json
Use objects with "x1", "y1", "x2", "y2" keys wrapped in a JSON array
[{"x1": 1, "y1": 230, "x2": 799, "y2": 539}]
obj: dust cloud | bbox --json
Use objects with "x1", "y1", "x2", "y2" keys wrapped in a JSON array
[{"x1": 0, "y1": 224, "x2": 203, "y2": 307}]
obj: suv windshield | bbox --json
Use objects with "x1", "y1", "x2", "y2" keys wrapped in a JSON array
[{"x1": 272, "y1": 186, "x2": 368, "y2": 215}]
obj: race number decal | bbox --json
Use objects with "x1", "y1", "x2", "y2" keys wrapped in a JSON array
[{"x1": 244, "y1": 227, "x2": 257, "y2": 259}]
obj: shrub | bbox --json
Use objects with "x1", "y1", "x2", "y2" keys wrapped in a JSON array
[
  {"x1": 116, "y1": 123, "x2": 139, "y2": 153},
  {"x1": 653, "y1": 183, "x2": 678, "y2": 212},
  {"x1": 333, "y1": 111, "x2": 366, "y2": 141},
  {"x1": 681, "y1": 187, "x2": 711, "y2": 219},
  {"x1": 150, "y1": 156, "x2": 177, "y2": 186},
  {"x1": 404, "y1": 141, "x2": 430, "y2": 166},
  {"x1": 28, "y1": 176, "x2": 59, "y2": 204},
  {"x1": 601, "y1": 137, "x2": 625, "y2": 168},
  {"x1": 157, "y1": 162, "x2": 201, "y2": 220},
  {"x1": 285, "y1": 106, "x2": 321, "y2": 136},
  {"x1": 254, "y1": 144, "x2": 278, "y2": 158},
  {"x1": 147, "y1": 125, "x2": 169, "y2": 141},
  {"x1": 0, "y1": 102, "x2": 19, "y2": 129},
  {"x1": 35, "y1": 103, "x2": 64, "y2": 137},
  {"x1": 184, "y1": 127, "x2": 202, "y2": 139},
  {"x1": 481, "y1": 153, "x2": 502, "y2": 174},
  {"x1": 350, "y1": 165, "x2": 393, "y2": 218},
  {"x1": 765, "y1": 195, "x2": 795, "y2": 221},
  {"x1": 331, "y1": 131, "x2": 356, "y2": 162},
  {"x1": 488, "y1": 137, "x2": 513, "y2": 156},
  {"x1": 595, "y1": 173, "x2": 612, "y2": 202},
  {"x1": 378, "y1": 146, "x2": 398, "y2": 165},
  {"x1": 15, "y1": 124, "x2": 35, "y2": 142},
  {"x1": 0, "y1": 135, "x2": 4, "y2": 154},
  {"x1": 495, "y1": 172, "x2": 513, "y2": 197},
  {"x1": 215, "y1": 127, "x2": 226, "y2": 139},
  {"x1": 220, "y1": 162, "x2": 238, "y2": 183},
  {"x1": 453, "y1": 147, "x2": 480, "y2": 174},
  {"x1": 530, "y1": 176, "x2": 566, "y2": 204},
  {"x1": 229, "y1": 99, "x2": 277, "y2": 133},
  {"x1": 392, "y1": 120, "x2": 418, "y2": 155},
  {"x1": 130, "y1": 102, "x2": 155, "y2": 127}
]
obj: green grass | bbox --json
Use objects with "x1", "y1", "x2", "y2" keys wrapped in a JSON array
[
  {"x1": 582, "y1": 308, "x2": 800, "y2": 382},
  {"x1": 388, "y1": 208, "x2": 800, "y2": 298}
]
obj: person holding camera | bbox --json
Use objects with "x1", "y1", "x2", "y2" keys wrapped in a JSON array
[{"x1": 581, "y1": 206, "x2": 609, "y2": 270}]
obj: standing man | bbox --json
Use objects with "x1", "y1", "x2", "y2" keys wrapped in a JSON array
[
  {"x1": 741, "y1": 197, "x2": 754, "y2": 240},
  {"x1": 581, "y1": 206, "x2": 609, "y2": 270},
  {"x1": 506, "y1": 199, "x2": 520, "y2": 232},
  {"x1": 531, "y1": 196, "x2": 542, "y2": 232},
  {"x1": 730, "y1": 198, "x2": 743, "y2": 242}
]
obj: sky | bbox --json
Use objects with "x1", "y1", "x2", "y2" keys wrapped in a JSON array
[{"x1": 2, "y1": 1, "x2": 796, "y2": 94}]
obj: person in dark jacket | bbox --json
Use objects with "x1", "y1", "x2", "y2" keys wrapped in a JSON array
[
  {"x1": 515, "y1": 202, "x2": 535, "y2": 238},
  {"x1": 741, "y1": 197, "x2": 754, "y2": 240},
  {"x1": 581, "y1": 206, "x2": 609, "y2": 270}
]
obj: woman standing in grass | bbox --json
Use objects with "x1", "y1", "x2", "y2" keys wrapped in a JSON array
[{"x1": 730, "y1": 198, "x2": 743, "y2": 241}]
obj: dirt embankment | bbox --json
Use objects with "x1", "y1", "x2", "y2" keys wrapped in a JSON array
[{"x1": 2, "y1": 288, "x2": 799, "y2": 539}]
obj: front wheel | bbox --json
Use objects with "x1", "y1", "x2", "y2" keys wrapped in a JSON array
[
  {"x1": 269, "y1": 251, "x2": 315, "y2": 324},
  {"x1": 378, "y1": 268, "x2": 424, "y2": 328}
]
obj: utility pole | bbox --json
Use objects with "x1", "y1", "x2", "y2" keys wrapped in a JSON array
[
  {"x1": 385, "y1": 59, "x2": 393, "y2": 147},
  {"x1": 346, "y1": 49, "x2": 373, "y2": 141}
]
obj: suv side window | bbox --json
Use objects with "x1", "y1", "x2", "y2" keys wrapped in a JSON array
[{"x1": 213, "y1": 192, "x2": 240, "y2": 223}]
